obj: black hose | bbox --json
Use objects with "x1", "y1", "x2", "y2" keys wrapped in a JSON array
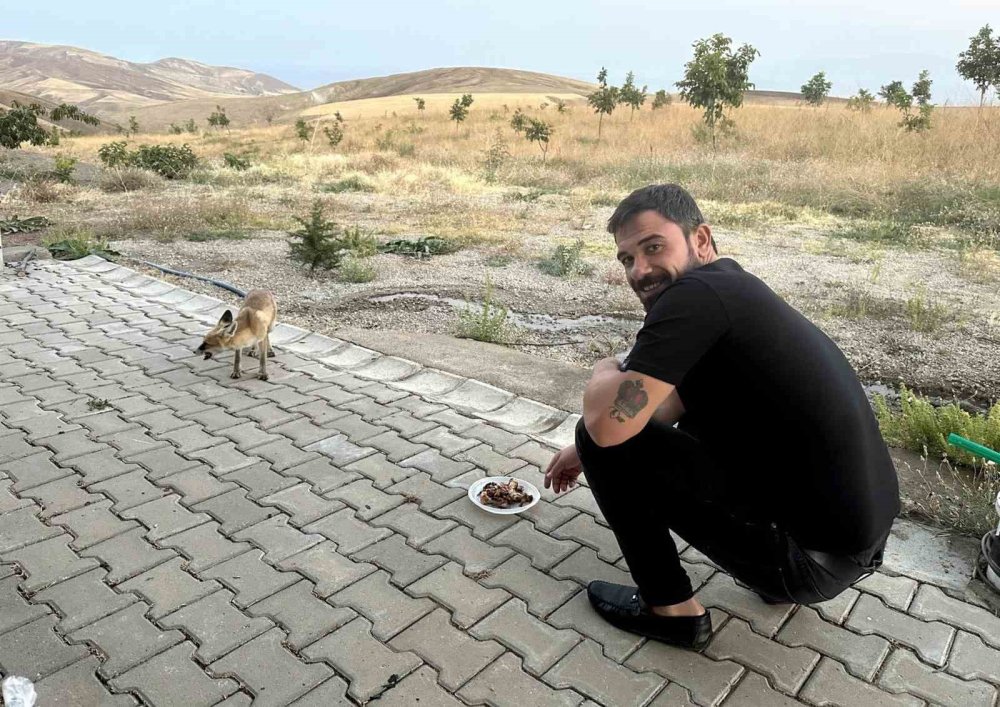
[{"x1": 133, "y1": 259, "x2": 246, "y2": 298}]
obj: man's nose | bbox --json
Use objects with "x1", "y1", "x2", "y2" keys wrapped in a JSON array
[{"x1": 631, "y1": 257, "x2": 652, "y2": 281}]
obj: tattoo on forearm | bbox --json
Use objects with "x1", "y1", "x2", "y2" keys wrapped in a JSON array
[{"x1": 610, "y1": 379, "x2": 649, "y2": 422}]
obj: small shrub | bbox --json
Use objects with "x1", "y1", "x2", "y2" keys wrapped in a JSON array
[
  {"x1": 294, "y1": 118, "x2": 311, "y2": 141},
  {"x1": 338, "y1": 256, "x2": 377, "y2": 283},
  {"x1": 905, "y1": 291, "x2": 950, "y2": 333},
  {"x1": 482, "y1": 128, "x2": 510, "y2": 183},
  {"x1": 828, "y1": 289, "x2": 898, "y2": 319},
  {"x1": 323, "y1": 123, "x2": 344, "y2": 146},
  {"x1": 98, "y1": 168, "x2": 163, "y2": 193},
  {"x1": 97, "y1": 141, "x2": 130, "y2": 168},
  {"x1": 52, "y1": 154, "x2": 76, "y2": 183},
  {"x1": 538, "y1": 240, "x2": 594, "y2": 277},
  {"x1": 318, "y1": 175, "x2": 375, "y2": 193},
  {"x1": 168, "y1": 123, "x2": 184, "y2": 135},
  {"x1": 44, "y1": 228, "x2": 119, "y2": 261},
  {"x1": 223, "y1": 152, "x2": 251, "y2": 171},
  {"x1": 288, "y1": 201, "x2": 343, "y2": 271},
  {"x1": 379, "y1": 236, "x2": 459, "y2": 258},
  {"x1": 456, "y1": 278, "x2": 513, "y2": 343},
  {"x1": 18, "y1": 177, "x2": 61, "y2": 203},
  {"x1": 339, "y1": 225, "x2": 379, "y2": 257},
  {"x1": 130, "y1": 144, "x2": 198, "y2": 179}
]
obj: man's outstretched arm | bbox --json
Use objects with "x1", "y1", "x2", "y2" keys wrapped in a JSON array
[{"x1": 583, "y1": 357, "x2": 675, "y2": 448}]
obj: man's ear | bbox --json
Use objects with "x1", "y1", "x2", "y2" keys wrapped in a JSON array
[
  {"x1": 219, "y1": 310, "x2": 234, "y2": 325},
  {"x1": 693, "y1": 224, "x2": 716, "y2": 258}
]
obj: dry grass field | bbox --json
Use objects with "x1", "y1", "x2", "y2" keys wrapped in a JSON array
[{"x1": 3, "y1": 97, "x2": 999, "y2": 408}]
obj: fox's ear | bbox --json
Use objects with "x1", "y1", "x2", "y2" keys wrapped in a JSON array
[
  {"x1": 223, "y1": 321, "x2": 238, "y2": 337},
  {"x1": 219, "y1": 310, "x2": 234, "y2": 325}
]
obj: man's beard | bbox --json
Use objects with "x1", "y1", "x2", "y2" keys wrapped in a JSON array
[{"x1": 633, "y1": 248, "x2": 700, "y2": 312}]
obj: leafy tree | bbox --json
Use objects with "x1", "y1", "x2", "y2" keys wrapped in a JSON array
[
  {"x1": 460, "y1": 93, "x2": 474, "y2": 108},
  {"x1": 587, "y1": 67, "x2": 620, "y2": 139},
  {"x1": 510, "y1": 108, "x2": 528, "y2": 133},
  {"x1": 675, "y1": 34, "x2": 759, "y2": 148},
  {"x1": 127, "y1": 116, "x2": 139, "y2": 135},
  {"x1": 1, "y1": 101, "x2": 98, "y2": 149},
  {"x1": 49, "y1": 104, "x2": 99, "y2": 125},
  {"x1": 323, "y1": 123, "x2": 344, "y2": 146},
  {"x1": 801, "y1": 71, "x2": 832, "y2": 106},
  {"x1": 53, "y1": 155, "x2": 76, "y2": 183},
  {"x1": 651, "y1": 90, "x2": 672, "y2": 109},
  {"x1": 97, "y1": 141, "x2": 130, "y2": 167},
  {"x1": 902, "y1": 70, "x2": 934, "y2": 132},
  {"x1": 846, "y1": 89, "x2": 875, "y2": 112},
  {"x1": 207, "y1": 105, "x2": 231, "y2": 132},
  {"x1": 878, "y1": 81, "x2": 909, "y2": 108},
  {"x1": 523, "y1": 118, "x2": 553, "y2": 162},
  {"x1": 294, "y1": 118, "x2": 311, "y2": 141},
  {"x1": 450, "y1": 97, "x2": 470, "y2": 129},
  {"x1": 288, "y1": 201, "x2": 344, "y2": 271},
  {"x1": 619, "y1": 71, "x2": 647, "y2": 119},
  {"x1": 414, "y1": 97, "x2": 426, "y2": 111},
  {"x1": 957, "y1": 24, "x2": 1000, "y2": 107}
]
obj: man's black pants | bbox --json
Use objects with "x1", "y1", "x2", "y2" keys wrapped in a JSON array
[{"x1": 575, "y1": 418, "x2": 887, "y2": 606}]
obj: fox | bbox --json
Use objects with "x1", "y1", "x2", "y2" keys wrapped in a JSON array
[{"x1": 195, "y1": 290, "x2": 277, "y2": 381}]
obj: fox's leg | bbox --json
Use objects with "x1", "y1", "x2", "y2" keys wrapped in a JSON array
[
  {"x1": 257, "y1": 340, "x2": 269, "y2": 380},
  {"x1": 230, "y1": 349, "x2": 242, "y2": 379},
  {"x1": 266, "y1": 333, "x2": 274, "y2": 358}
]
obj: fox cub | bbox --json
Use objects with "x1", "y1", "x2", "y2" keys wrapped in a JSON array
[{"x1": 196, "y1": 290, "x2": 277, "y2": 381}]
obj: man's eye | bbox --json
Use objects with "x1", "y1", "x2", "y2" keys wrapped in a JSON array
[
  {"x1": 621, "y1": 258, "x2": 633, "y2": 268},
  {"x1": 647, "y1": 244, "x2": 661, "y2": 254}
]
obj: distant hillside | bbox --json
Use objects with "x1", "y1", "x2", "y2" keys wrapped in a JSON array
[
  {"x1": 0, "y1": 88, "x2": 114, "y2": 134},
  {"x1": 0, "y1": 40, "x2": 299, "y2": 115},
  {"x1": 115, "y1": 66, "x2": 598, "y2": 129},
  {"x1": 744, "y1": 89, "x2": 849, "y2": 105}
]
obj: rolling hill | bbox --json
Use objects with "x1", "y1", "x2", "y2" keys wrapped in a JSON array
[
  {"x1": 0, "y1": 88, "x2": 116, "y2": 134},
  {"x1": 0, "y1": 40, "x2": 299, "y2": 116}
]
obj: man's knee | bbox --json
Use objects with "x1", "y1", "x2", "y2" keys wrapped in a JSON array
[{"x1": 575, "y1": 417, "x2": 627, "y2": 480}]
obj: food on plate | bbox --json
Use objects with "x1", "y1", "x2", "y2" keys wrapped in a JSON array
[{"x1": 479, "y1": 479, "x2": 534, "y2": 508}]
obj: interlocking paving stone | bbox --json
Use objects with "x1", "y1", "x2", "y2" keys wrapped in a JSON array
[
  {"x1": 278, "y1": 456, "x2": 360, "y2": 494},
  {"x1": 157, "y1": 521, "x2": 252, "y2": 572},
  {"x1": 289, "y1": 677, "x2": 352, "y2": 706},
  {"x1": 481, "y1": 554, "x2": 578, "y2": 617},
  {"x1": 262, "y1": 483, "x2": 344, "y2": 527},
  {"x1": 471, "y1": 598, "x2": 582, "y2": 675},
  {"x1": 346, "y1": 452, "x2": 417, "y2": 488},
  {"x1": 776, "y1": 606, "x2": 890, "y2": 681},
  {"x1": 224, "y1": 461, "x2": 299, "y2": 500},
  {"x1": 198, "y1": 549, "x2": 299, "y2": 607},
  {"x1": 547, "y1": 589, "x2": 644, "y2": 662},
  {"x1": 386, "y1": 471, "x2": 465, "y2": 512},
  {"x1": 218, "y1": 421, "x2": 282, "y2": 452},
  {"x1": 232, "y1": 515, "x2": 324, "y2": 563},
  {"x1": 11, "y1": 475, "x2": 95, "y2": 520},
  {"x1": 407, "y1": 562, "x2": 510, "y2": 628},
  {"x1": 520, "y1": 498, "x2": 581, "y2": 533},
  {"x1": 30, "y1": 567, "x2": 137, "y2": 632},
  {"x1": 625, "y1": 639, "x2": 745, "y2": 707},
  {"x1": 33, "y1": 655, "x2": 138, "y2": 706},
  {"x1": 119, "y1": 556, "x2": 220, "y2": 619},
  {"x1": 721, "y1": 672, "x2": 803, "y2": 707},
  {"x1": 434, "y1": 497, "x2": 519, "y2": 539},
  {"x1": 0, "y1": 574, "x2": 50, "y2": 633},
  {"x1": 329, "y1": 569, "x2": 434, "y2": 640},
  {"x1": 399, "y1": 448, "x2": 474, "y2": 483},
  {"x1": 68, "y1": 601, "x2": 185, "y2": 678},
  {"x1": 303, "y1": 506, "x2": 392, "y2": 553},
  {"x1": 798, "y1": 657, "x2": 922, "y2": 707},
  {"x1": 326, "y1": 478, "x2": 406, "y2": 520},
  {"x1": 814, "y1": 587, "x2": 860, "y2": 624},
  {"x1": 423, "y1": 525, "x2": 515, "y2": 574},
  {"x1": 109, "y1": 641, "x2": 239, "y2": 706},
  {"x1": 192, "y1": 489, "x2": 279, "y2": 536},
  {"x1": 845, "y1": 593, "x2": 954, "y2": 667},
  {"x1": 2, "y1": 451, "x2": 72, "y2": 492},
  {"x1": 302, "y1": 616, "x2": 422, "y2": 703},
  {"x1": 493, "y1": 519, "x2": 579, "y2": 570},
  {"x1": 277, "y1": 541, "x2": 377, "y2": 597},
  {"x1": 878, "y1": 647, "x2": 996, "y2": 707},
  {"x1": 126, "y1": 444, "x2": 199, "y2": 478},
  {"x1": 855, "y1": 572, "x2": 919, "y2": 611},
  {"x1": 410, "y1": 425, "x2": 478, "y2": 456},
  {"x1": 248, "y1": 580, "x2": 355, "y2": 651},
  {"x1": 705, "y1": 618, "x2": 820, "y2": 694},
  {"x1": 373, "y1": 503, "x2": 456, "y2": 547},
  {"x1": 948, "y1": 630, "x2": 1000, "y2": 684},
  {"x1": 2, "y1": 534, "x2": 100, "y2": 593},
  {"x1": 154, "y1": 464, "x2": 237, "y2": 506},
  {"x1": 121, "y1": 494, "x2": 212, "y2": 541},
  {"x1": 0, "y1": 614, "x2": 89, "y2": 681},
  {"x1": 208, "y1": 627, "x2": 334, "y2": 707},
  {"x1": 553, "y1": 486, "x2": 605, "y2": 522},
  {"x1": 551, "y1": 546, "x2": 634, "y2": 587},
  {"x1": 39, "y1": 429, "x2": 108, "y2": 462},
  {"x1": 909, "y1": 583, "x2": 1000, "y2": 649},
  {"x1": 647, "y1": 683, "x2": 699, "y2": 706},
  {"x1": 552, "y1": 512, "x2": 623, "y2": 563},
  {"x1": 187, "y1": 442, "x2": 260, "y2": 475},
  {"x1": 545, "y1": 639, "x2": 665, "y2": 707},
  {"x1": 351, "y1": 533, "x2": 448, "y2": 588},
  {"x1": 88, "y1": 469, "x2": 166, "y2": 511},
  {"x1": 79, "y1": 526, "x2": 175, "y2": 584},
  {"x1": 0, "y1": 504, "x2": 62, "y2": 552},
  {"x1": 306, "y1": 433, "x2": 378, "y2": 468},
  {"x1": 364, "y1": 429, "x2": 429, "y2": 463},
  {"x1": 459, "y1": 652, "x2": 585, "y2": 707},
  {"x1": 696, "y1": 574, "x2": 796, "y2": 638},
  {"x1": 160, "y1": 589, "x2": 274, "y2": 662}
]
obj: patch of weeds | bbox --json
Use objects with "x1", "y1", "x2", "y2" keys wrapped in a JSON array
[
  {"x1": 905, "y1": 291, "x2": 950, "y2": 333},
  {"x1": 44, "y1": 228, "x2": 119, "y2": 261},
  {"x1": 318, "y1": 175, "x2": 376, "y2": 193},
  {"x1": 379, "y1": 236, "x2": 459, "y2": 258},
  {"x1": 875, "y1": 386, "x2": 1000, "y2": 469},
  {"x1": 827, "y1": 288, "x2": 898, "y2": 320},
  {"x1": 538, "y1": 240, "x2": 594, "y2": 277},
  {"x1": 184, "y1": 231, "x2": 250, "y2": 242},
  {"x1": 52, "y1": 154, "x2": 77, "y2": 183},
  {"x1": 503, "y1": 189, "x2": 546, "y2": 203},
  {"x1": 589, "y1": 192, "x2": 620, "y2": 207},
  {"x1": 223, "y1": 153, "x2": 251, "y2": 171},
  {"x1": 337, "y1": 256, "x2": 377, "y2": 283},
  {"x1": 468, "y1": 569, "x2": 492, "y2": 581},
  {"x1": 0, "y1": 215, "x2": 52, "y2": 235},
  {"x1": 833, "y1": 220, "x2": 929, "y2": 248},
  {"x1": 340, "y1": 226, "x2": 379, "y2": 258},
  {"x1": 907, "y1": 455, "x2": 1000, "y2": 537},
  {"x1": 87, "y1": 399, "x2": 113, "y2": 411},
  {"x1": 956, "y1": 244, "x2": 1000, "y2": 283},
  {"x1": 456, "y1": 278, "x2": 515, "y2": 344},
  {"x1": 484, "y1": 253, "x2": 515, "y2": 268}
]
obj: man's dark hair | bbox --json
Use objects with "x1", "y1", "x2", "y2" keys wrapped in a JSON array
[{"x1": 607, "y1": 183, "x2": 717, "y2": 253}]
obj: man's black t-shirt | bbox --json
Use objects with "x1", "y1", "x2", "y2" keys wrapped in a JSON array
[{"x1": 623, "y1": 257, "x2": 900, "y2": 554}]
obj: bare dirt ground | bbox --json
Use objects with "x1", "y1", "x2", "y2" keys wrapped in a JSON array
[{"x1": 103, "y1": 188, "x2": 1000, "y2": 408}]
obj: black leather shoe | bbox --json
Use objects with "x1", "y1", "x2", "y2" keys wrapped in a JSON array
[{"x1": 587, "y1": 581, "x2": 712, "y2": 650}]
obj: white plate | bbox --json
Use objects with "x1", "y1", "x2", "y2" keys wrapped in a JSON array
[{"x1": 468, "y1": 476, "x2": 540, "y2": 515}]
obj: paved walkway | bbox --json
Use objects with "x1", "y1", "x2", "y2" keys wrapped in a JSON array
[{"x1": 1, "y1": 256, "x2": 999, "y2": 706}]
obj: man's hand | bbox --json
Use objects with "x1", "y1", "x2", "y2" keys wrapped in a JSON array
[{"x1": 544, "y1": 444, "x2": 583, "y2": 494}]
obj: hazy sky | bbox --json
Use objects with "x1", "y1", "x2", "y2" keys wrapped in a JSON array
[{"x1": 6, "y1": 0, "x2": 996, "y2": 103}]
